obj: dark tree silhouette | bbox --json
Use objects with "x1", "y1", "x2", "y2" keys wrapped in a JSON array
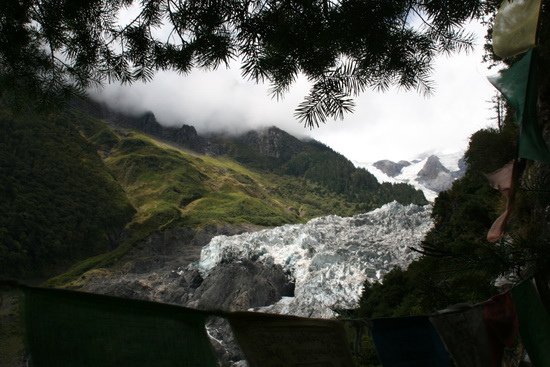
[{"x1": 1, "y1": 0, "x2": 497, "y2": 125}]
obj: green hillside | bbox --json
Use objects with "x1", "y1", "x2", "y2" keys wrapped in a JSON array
[
  {"x1": 210, "y1": 128, "x2": 428, "y2": 209},
  {"x1": 0, "y1": 111, "x2": 135, "y2": 279},
  {"x1": 2, "y1": 107, "x2": 379, "y2": 282},
  {"x1": 73, "y1": 109, "x2": 365, "y2": 226}
]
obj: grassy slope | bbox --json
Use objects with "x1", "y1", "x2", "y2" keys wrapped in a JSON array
[
  {"x1": 47, "y1": 111, "x2": 363, "y2": 285},
  {"x1": 211, "y1": 130, "x2": 428, "y2": 210}
]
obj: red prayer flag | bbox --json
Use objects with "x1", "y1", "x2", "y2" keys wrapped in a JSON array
[
  {"x1": 482, "y1": 292, "x2": 520, "y2": 367},
  {"x1": 485, "y1": 160, "x2": 517, "y2": 242}
]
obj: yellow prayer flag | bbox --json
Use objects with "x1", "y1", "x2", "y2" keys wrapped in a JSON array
[{"x1": 493, "y1": 0, "x2": 541, "y2": 58}]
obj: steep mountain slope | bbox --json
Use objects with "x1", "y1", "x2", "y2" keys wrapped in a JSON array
[
  {"x1": 209, "y1": 127, "x2": 428, "y2": 208},
  {"x1": 4, "y1": 105, "x2": 388, "y2": 282},
  {"x1": 77, "y1": 99, "x2": 427, "y2": 209},
  {"x1": 0, "y1": 111, "x2": 135, "y2": 279},
  {"x1": 43, "y1": 108, "x2": 387, "y2": 285}
]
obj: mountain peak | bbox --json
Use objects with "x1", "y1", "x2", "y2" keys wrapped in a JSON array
[
  {"x1": 372, "y1": 159, "x2": 411, "y2": 177},
  {"x1": 238, "y1": 126, "x2": 303, "y2": 159},
  {"x1": 417, "y1": 155, "x2": 450, "y2": 180}
]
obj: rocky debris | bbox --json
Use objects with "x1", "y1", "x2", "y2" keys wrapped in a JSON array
[
  {"x1": 73, "y1": 203, "x2": 432, "y2": 364},
  {"x1": 373, "y1": 159, "x2": 411, "y2": 177},
  {"x1": 189, "y1": 261, "x2": 295, "y2": 366},
  {"x1": 78, "y1": 224, "x2": 264, "y2": 305},
  {"x1": 206, "y1": 317, "x2": 247, "y2": 367}
]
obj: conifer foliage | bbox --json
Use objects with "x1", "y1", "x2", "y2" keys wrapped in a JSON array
[{"x1": 1, "y1": 0, "x2": 494, "y2": 125}]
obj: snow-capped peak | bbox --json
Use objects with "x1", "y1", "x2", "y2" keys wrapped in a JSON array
[{"x1": 357, "y1": 151, "x2": 466, "y2": 201}]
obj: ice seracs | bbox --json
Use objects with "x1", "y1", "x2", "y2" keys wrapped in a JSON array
[{"x1": 196, "y1": 201, "x2": 433, "y2": 318}]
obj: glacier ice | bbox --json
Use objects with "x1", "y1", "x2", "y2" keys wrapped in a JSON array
[{"x1": 196, "y1": 201, "x2": 433, "y2": 318}]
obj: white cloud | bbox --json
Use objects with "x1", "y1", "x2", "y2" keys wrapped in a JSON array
[{"x1": 90, "y1": 20, "x2": 497, "y2": 164}]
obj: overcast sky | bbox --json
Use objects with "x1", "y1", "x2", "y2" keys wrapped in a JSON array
[{"x1": 91, "y1": 20, "x2": 498, "y2": 164}]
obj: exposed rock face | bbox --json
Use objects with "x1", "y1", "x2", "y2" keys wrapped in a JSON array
[
  {"x1": 78, "y1": 224, "x2": 264, "y2": 305},
  {"x1": 78, "y1": 202, "x2": 432, "y2": 318},
  {"x1": 416, "y1": 155, "x2": 455, "y2": 192},
  {"x1": 237, "y1": 127, "x2": 303, "y2": 160},
  {"x1": 188, "y1": 260, "x2": 294, "y2": 311},
  {"x1": 76, "y1": 203, "x2": 432, "y2": 365},
  {"x1": 417, "y1": 155, "x2": 450, "y2": 180},
  {"x1": 71, "y1": 99, "x2": 209, "y2": 153},
  {"x1": 373, "y1": 159, "x2": 411, "y2": 177}
]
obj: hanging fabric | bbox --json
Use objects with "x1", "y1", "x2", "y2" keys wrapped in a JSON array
[
  {"x1": 489, "y1": 49, "x2": 550, "y2": 162},
  {"x1": 482, "y1": 292, "x2": 520, "y2": 367},
  {"x1": 430, "y1": 305, "x2": 492, "y2": 367},
  {"x1": 24, "y1": 286, "x2": 218, "y2": 367},
  {"x1": 370, "y1": 316, "x2": 450, "y2": 367},
  {"x1": 511, "y1": 280, "x2": 550, "y2": 366},
  {"x1": 492, "y1": 0, "x2": 541, "y2": 58},
  {"x1": 485, "y1": 160, "x2": 517, "y2": 242},
  {"x1": 228, "y1": 312, "x2": 355, "y2": 367}
]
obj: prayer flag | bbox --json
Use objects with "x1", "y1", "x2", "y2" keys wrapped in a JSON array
[
  {"x1": 489, "y1": 49, "x2": 550, "y2": 162},
  {"x1": 370, "y1": 316, "x2": 450, "y2": 367},
  {"x1": 485, "y1": 160, "x2": 517, "y2": 242},
  {"x1": 487, "y1": 208, "x2": 512, "y2": 242},
  {"x1": 430, "y1": 306, "x2": 492, "y2": 367},
  {"x1": 228, "y1": 312, "x2": 355, "y2": 367},
  {"x1": 511, "y1": 280, "x2": 550, "y2": 366},
  {"x1": 482, "y1": 292, "x2": 519, "y2": 367},
  {"x1": 486, "y1": 160, "x2": 515, "y2": 191},
  {"x1": 493, "y1": 0, "x2": 541, "y2": 58},
  {"x1": 24, "y1": 287, "x2": 218, "y2": 367}
]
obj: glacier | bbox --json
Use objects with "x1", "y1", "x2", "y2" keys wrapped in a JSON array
[
  {"x1": 196, "y1": 201, "x2": 433, "y2": 318},
  {"x1": 357, "y1": 151, "x2": 465, "y2": 201}
]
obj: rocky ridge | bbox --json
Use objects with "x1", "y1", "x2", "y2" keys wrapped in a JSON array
[{"x1": 373, "y1": 160, "x2": 412, "y2": 177}]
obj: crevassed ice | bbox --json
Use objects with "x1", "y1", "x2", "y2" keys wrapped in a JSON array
[{"x1": 196, "y1": 201, "x2": 433, "y2": 318}]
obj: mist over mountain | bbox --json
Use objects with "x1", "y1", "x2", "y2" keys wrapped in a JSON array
[{"x1": 75, "y1": 98, "x2": 428, "y2": 209}]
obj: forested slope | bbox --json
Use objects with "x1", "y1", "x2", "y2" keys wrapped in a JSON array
[{"x1": 2, "y1": 106, "x2": 404, "y2": 281}]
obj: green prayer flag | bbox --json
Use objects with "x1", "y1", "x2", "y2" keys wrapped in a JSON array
[
  {"x1": 24, "y1": 287, "x2": 218, "y2": 367},
  {"x1": 488, "y1": 49, "x2": 550, "y2": 162},
  {"x1": 228, "y1": 312, "x2": 355, "y2": 367},
  {"x1": 493, "y1": 0, "x2": 541, "y2": 58},
  {"x1": 511, "y1": 281, "x2": 550, "y2": 366}
]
